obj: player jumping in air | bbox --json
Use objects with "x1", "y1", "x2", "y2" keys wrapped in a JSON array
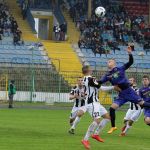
[
  {"x1": 68, "y1": 77, "x2": 85, "y2": 134},
  {"x1": 139, "y1": 75, "x2": 150, "y2": 126},
  {"x1": 81, "y1": 66, "x2": 115, "y2": 149},
  {"x1": 120, "y1": 77, "x2": 143, "y2": 136},
  {"x1": 96, "y1": 46, "x2": 150, "y2": 134}
]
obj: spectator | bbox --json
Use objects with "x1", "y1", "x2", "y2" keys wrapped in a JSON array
[
  {"x1": 143, "y1": 41, "x2": 150, "y2": 54},
  {"x1": 0, "y1": 27, "x2": 2, "y2": 43},
  {"x1": 53, "y1": 24, "x2": 61, "y2": 41},
  {"x1": 65, "y1": 1, "x2": 149, "y2": 55},
  {"x1": 60, "y1": 22, "x2": 67, "y2": 41},
  {"x1": 21, "y1": 1, "x2": 28, "y2": 20},
  {"x1": 8, "y1": 80, "x2": 16, "y2": 108}
]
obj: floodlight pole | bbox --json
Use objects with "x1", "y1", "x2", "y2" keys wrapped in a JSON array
[
  {"x1": 88, "y1": 0, "x2": 92, "y2": 19},
  {"x1": 30, "y1": 46, "x2": 35, "y2": 102}
]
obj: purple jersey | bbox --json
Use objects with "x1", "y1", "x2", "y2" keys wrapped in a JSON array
[
  {"x1": 139, "y1": 85, "x2": 150, "y2": 117},
  {"x1": 100, "y1": 54, "x2": 133, "y2": 90},
  {"x1": 139, "y1": 85, "x2": 150, "y2": 102},
  {"x1": 99, "y1": 54, "x2": 141, "y2": 107}
]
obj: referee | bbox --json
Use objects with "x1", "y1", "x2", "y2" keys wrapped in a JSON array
[{"x1": 8, "y1": 80, "x2": 16, "y2": 108}]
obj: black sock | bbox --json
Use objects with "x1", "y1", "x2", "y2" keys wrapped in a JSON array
[
  {"x1": 109, "y1": 107, "x2": 116, "y2": 127},
  {"x1": 147, "y1": 124, "x2": 150, "y2": 126},
  {"x1": 143, "y1": 102, "x2": 150, "y2": 108}
]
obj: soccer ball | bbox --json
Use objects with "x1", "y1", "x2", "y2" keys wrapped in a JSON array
[{"x1": 95, "y1": 6, "x2": 106, "y2": 17}]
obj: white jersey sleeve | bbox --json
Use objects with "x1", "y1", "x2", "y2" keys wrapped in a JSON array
[{"x1": 99, "y1": 86, "x2": 114, "y2": 91}]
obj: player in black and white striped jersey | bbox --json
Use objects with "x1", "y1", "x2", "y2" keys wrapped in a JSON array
[
  {"x1": 68, "y1": 77, "x2": 85, "y2": 134},
  {"x1": 121, "y1": 77, "x2": 143, "y2": 136},
  {"x1": 81, "y1": 66, "x2": 115, "y2": 149}
]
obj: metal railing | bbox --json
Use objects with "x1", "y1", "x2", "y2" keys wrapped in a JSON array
[{"x1": 0, "y1": 66, "x2": 148, "y2": 105}]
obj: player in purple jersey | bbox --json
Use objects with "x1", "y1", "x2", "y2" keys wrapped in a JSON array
[
  {"x1": 139, "y1": 75, "x2": 150, "y2": 126},
  {"x1": 96, "y1": 46, "x2": 150, "y2": 134}
]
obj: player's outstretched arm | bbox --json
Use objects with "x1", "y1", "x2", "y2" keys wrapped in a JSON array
[
  {"x1": 88, "y1": 77, "x2": 101, "y2": 89},
  {"x1": 123, "y1": 46, "x2": 134, "y2": 70},
  {"x1": 100, "y1": 86, "x2": 114, "y2": 91}
]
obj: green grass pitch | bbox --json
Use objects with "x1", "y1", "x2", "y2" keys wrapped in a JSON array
[{"x1": 0, "y1": 108, "x2": 149, "y2": 150}]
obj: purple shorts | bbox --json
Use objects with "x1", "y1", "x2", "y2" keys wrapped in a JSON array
[
  {"x1": 114, "y1": 87, "x2": 142, "y2": 107},
  {"x1": 144, "y1": 109, "x2": 150, "y2": 118}
]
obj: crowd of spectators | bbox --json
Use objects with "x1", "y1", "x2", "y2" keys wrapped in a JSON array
[
  {"x1": 68, "y1": 0, "x2": 150, "y2": 56},
  {"x1": 0, "y1": 1, "x2": 23, "y2": 46}
]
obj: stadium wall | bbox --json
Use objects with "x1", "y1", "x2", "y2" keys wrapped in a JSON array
[{"x1": 0, "y1": 91, "x2": 69, "y2": 103}]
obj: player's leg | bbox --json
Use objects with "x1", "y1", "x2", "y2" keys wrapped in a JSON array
[
  {"x1": 81, "y1": 103, "x2": 101, "y2": 149},
  {"x1": 92, "y1": 105, "x2": 110, "y2": 142},
  {"x1": 69, "y1": 107, "x2": 78, "y2": 126},
  {"x1": 144, "y1": 109, "x2": 150, "y2": 126},
  {"x1": 69, "y1": 118, "x2": 75, "y2": 126},
  {"x1": 144, "y1": 117, "x2": 150, "y2": 126},
  {"x1": 69, "y1": 107, "x2": 86, "y2": 134},
  {"x1": 108, "y1": 100, "x2": 121, "y2": 134},
  {"x1": 121, "y1": 109, "x2": 132, "y2": 133},
  {"x1": 128, "y1": 88, "x2": 150, "y2": 108},
  {"x1": 108, "y1": 98, "x2": 128, "y2": 134},
  {"x1": 8, "y1": 94, "x2": 13, "y2": 108},
  {"x1": 120, "y1": 120, "x2": 134, "y2": 136},
  {"x1": 121, "y1": 109, "x2": 143, "y2": 136},
  {"x1": 69, "y1": 109, "x2": 85, "y2": 133}
]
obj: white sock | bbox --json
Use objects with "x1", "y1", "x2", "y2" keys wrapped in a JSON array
[
  {"x1": 84, "y1": 121, "x2": 98, "y2": 141},
  {"x1": 123, "y1": 122, "x2": 131, "y2": 134},
  {"x1": 71, "y1": 116, "x2": 80, "y2": 129},
  {"x1": 94, "y1": 119, "x2": 110, "y2": 135}
]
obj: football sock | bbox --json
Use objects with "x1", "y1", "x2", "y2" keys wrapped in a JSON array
[
  {"x1": 123, "y1": 122, "x2": 131, "y2": 133},
  {"x1": 94, "y1": 119, "x2": 110, "y2": 135},
  {"x1": 84, "y1": 121, "x2": 98, "y2": 141},
  {"x1": 109, "y1": 107, "x2": 116, "y2": 127},
  {"x1": 71, "y1": 116, "x2": 80, "y2": 129}
]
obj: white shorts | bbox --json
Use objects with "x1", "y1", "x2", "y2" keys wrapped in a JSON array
[
  {"x1": 124, "y1": 108, "x2": 143, "y2": 122},
  {"x1": 70, "y1": 106, "x2": 79, "y2": 119},
  {"x1": 80, "y1": 102, "x2": 107, "y2": 119}
]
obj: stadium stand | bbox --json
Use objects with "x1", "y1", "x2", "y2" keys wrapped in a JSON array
[
  {"x1": 0, "y1": 0, "x2": 83, "y2": 90},
  {"x1": 0, "y1": 39, "x2": 49, "y2": 65},
  {"x1": 5, "y1": 0, "x2": 37, "y2": 41},
  {"x1": 62, "y1": 8, "x2": 80, "y2": 43},
  {"x1": 43, "y1": 41, "x2": 82, "y2": 85},
  {"x1": 0, "y1": 0, "x2": 149, "y2": 95},
  {"x1": 123, "y1": 0, "x2": 149, "y2": 16},
  {"x1": 62, "y1": 0, "x2": 150, "y2": 69},
  {"x1": 0, "y1": 1, "x2": 49, "y2": 65}
]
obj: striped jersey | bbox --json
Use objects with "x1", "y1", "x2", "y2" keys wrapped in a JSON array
[
  {"x1": 70, "y1": 85, "x2": 85, "y2": 107},
  {"x1": 129, "y1": 86, "x2": 141, "y2": 110},
  {"x1": 82, "y1": 75, "x2": 114, "y2": 104},
  {"x1": 83, "y1": 75, "x2": 99, "y2": 104}
]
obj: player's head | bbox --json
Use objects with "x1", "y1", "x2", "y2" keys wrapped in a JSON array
[
  {"x1": 107, "y1": 58, "x2": 116, "y2": 70},
  {"x1": 82, "y1": 65, "x2": 92, "y2": 75},
  {"x1": 77, "y1": 77, "x2": 83, "y2": 87},
  {"x1": 129, "y1": 77, "x2": 136, "y2": 86},
  {"x1": 11, "y1": 80, "x2": 15, "y2": 84},
  {"x1": 142, "y1": 75, "x2": 150, "y2": 87}
]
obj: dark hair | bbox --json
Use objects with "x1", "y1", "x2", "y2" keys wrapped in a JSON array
[
  {"x1": 82, "y1": 65, "x2": 90, "y2": 74},
  {"x1": 143, "y1": 75, "x2": 149, "y2": 80},
  {"x1": 11, "y1": 80, "x2": 15, "y2": 83}
]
